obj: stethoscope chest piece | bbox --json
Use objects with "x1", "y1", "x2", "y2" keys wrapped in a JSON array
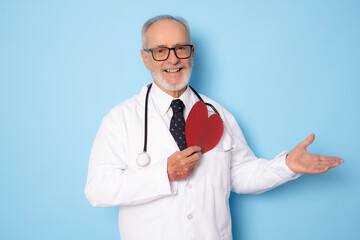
[{"x1": 136, "y1": 152, "x2": 151, "y2": 167}]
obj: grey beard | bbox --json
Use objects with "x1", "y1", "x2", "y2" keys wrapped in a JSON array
[{"x1": 151, "y1": 68, "x2": 192, "y2": 92}]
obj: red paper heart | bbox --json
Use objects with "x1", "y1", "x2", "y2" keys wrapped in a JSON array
[{"x1": 185, "y1": 101, "x2": 224, "y2": 153}]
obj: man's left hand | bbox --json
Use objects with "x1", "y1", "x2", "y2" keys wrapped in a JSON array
[{"x1": 286, "y1": 133, "x2": 344, "y2": 174}]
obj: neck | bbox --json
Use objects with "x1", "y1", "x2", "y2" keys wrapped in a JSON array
[{"x1": 153, "y1": 81, "x2": 187, "y2": 98}]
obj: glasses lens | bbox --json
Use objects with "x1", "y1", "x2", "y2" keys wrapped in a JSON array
[
  {"x1": 175, "y1": 45, "x2": 192, "y2": 59},
  {"x1": 153, "y1": 48, "x2": 169, "y2": 61}
]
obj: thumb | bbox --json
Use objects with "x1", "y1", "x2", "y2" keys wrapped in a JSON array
[{"x1": 301, "y1": 133, "x2": 315, "y2": 149}]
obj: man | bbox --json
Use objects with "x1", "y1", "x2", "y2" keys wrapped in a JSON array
[{"x1": 85, "y1": 15, "x2": 343, "y2": 240}]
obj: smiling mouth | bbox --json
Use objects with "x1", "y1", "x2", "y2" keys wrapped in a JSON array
[{"x1": 164, "y1": 68, "x2": 182, "y2": 73}]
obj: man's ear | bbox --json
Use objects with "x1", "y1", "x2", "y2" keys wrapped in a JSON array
[{"x1": 140, "y1": 50, "x2": 150, "y2": 70}]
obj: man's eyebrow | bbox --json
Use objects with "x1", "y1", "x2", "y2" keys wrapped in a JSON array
[
  {"x1": 174, "y1": 43, "x2": 190, "y2": 46},
  {"x1": 152, "y1": 43, "x2": 190, "y2": 48}
]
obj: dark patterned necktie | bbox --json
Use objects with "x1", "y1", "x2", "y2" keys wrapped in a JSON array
[{"x1": 170, "y1": 99, "x2": 188, "y2": 151}]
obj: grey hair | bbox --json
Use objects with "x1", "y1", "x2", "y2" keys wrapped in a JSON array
[{"x1": 141, "y1": 15, "x2": 192, "y2": 48}]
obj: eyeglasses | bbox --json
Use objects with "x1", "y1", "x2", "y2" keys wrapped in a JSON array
[{"x1": 143, "y1": 45, "x2": 193, "y2": 61}]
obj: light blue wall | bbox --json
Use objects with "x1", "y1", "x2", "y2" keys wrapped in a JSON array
[{"x1": 1, "y1": 1, "x2": 359, "y2": 240}]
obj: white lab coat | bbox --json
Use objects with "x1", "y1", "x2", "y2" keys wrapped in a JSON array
[{"x1": 85, "y1": 84, "x2": 300, "y2": 240}]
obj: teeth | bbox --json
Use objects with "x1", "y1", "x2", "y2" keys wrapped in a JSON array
[{"x1": 165, "y1": 68, "x2": 180, "y2": 73}]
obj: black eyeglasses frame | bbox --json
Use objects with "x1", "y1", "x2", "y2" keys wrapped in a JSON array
[{"x1": 143, "y1": 44, "x2": 194, "y2": 61}]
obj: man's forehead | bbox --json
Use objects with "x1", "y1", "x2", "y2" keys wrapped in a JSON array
[{"x1": 145, "y1": 19, "x2": 190, "y2": 47}]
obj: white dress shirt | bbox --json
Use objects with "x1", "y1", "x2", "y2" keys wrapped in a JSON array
[
  {"x1": 85, "y1": 83, "x2": 301, "y2": 240},
  {"x1": 150, "y1": 82, "x2": 193, "y2": 131}
]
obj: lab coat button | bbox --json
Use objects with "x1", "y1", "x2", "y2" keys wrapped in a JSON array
[
  {"x1": 187, "y1": 183, "x2": 192, "y2": 189},
  {"x1": 187, "y1": 214, "x2": 193, "y2": 220}
]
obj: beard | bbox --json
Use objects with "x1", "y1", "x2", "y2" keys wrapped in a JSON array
[{"x1": 150, "y1": 63, "x2": 193, "y2": 92}]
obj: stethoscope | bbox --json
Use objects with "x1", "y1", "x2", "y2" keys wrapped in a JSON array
[{"x1": 136, "y1": 83, "x2": 221, "y2": 167}]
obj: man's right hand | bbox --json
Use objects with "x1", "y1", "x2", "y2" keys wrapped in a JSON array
[{"x1": 167, "y1": 146, "x2": 202, "y2": 181}]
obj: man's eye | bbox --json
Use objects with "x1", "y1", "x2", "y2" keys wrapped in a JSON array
[{"x1": 155, "y1": 48, "x2": 166, "y2": 54}]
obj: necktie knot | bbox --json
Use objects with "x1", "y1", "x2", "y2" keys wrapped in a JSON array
[{"x1": 170, "y1": 99, "x2": 185, "y2": 113}]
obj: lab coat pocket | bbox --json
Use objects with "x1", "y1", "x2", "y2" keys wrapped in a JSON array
[
  {"x1": 205, "y1": 125, "x2": 233, "y2": 190},
  {"x1": 205, "y1": 149, "x2": 230, "y2": 190},
  {"x1": 205, "y1": 148, "x2": 232, "y2": 236}
]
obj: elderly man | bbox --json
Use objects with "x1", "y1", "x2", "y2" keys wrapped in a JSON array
[{"x1": 85, "y1": 15, "x2": 343, "y2": 240}]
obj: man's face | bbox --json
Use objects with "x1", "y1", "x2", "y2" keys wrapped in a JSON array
[{"x1": 141, "y1": 19, "x2": 194, "y2": 93}]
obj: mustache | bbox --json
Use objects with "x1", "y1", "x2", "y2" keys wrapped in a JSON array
[{"x1": 161, "y1": 64, "x2": 186, "y2": 71}]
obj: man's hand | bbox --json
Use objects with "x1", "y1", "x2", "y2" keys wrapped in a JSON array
[
  {"x1": 286, "y1": 133, "x2": 344, "y2": 174},
  {"x1": 167, "y1": 146, "x2": 202, "y2": 181}
]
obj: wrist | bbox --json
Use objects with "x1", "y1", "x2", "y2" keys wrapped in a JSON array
[{"x1": 285, "y1": 153, "x2": 295, "y2": 172}]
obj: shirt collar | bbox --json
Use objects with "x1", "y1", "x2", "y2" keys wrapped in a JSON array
[{"x1": 151, "y1": 82, "x2": 192, "y2": 117}]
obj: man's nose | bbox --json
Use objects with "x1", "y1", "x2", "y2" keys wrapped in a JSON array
[{"x1": 166, "y1": 49, "x2": 180, "y2": 64}]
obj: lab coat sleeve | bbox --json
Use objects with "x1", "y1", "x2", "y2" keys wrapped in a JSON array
[
  {"x1": 228, "y1": 114, "x2": 302, "y2": 194},
  {"x1": 84, "y1": 115, "x2": 174, "y2": 208}
]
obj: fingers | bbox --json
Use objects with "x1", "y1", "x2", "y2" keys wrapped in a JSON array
[
  {"x1": 188, "y1": 159, "x2": 199, "y2": 169},
  {"x1": 167, "y1": 146, "x2": 202, "y2": 181},
  {"x1": 301, "y1": 133, "x2": 315, "y2": 149},
  {"x1": 183, "y1": 146, "x2": 202, "y2": 166},
  {"x1": 187, "y1": 151, "x2": 202, "y2": 164},
  {"x1": 319, "y1": 155, "x2": 343, "y2": 162},
  {"x1": 307, "y1": 155, "x2": 344, "y2": 174},
  {"x1": 182, "y1": 146, "x2": 202, "y2": 157},
  {"x1": 319, "y1": 156, "x2": 344, "y2": 169}
]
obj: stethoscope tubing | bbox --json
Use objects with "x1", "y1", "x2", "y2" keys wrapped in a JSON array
[
  {"x1": 142, "y1": 83, "x2": 219, "y2": 153},
  {"x1": 136, "y1": 83, "x2": 222, "y2": 167},
  {"x1": 189, "y1": 85, "x2": 219, "y2": 115},
  {"x1": 143, "y1": 83, "x2": 152, "y2": 153}
]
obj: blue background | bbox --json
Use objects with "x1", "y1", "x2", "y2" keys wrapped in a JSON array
[{"x1": 1, "y1": 1, "x2": 359, "y2": 239}]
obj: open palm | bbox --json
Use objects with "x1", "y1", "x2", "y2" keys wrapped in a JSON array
[{"x1": 286, "y1": 134, "x2": 344, "y2": 174}]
